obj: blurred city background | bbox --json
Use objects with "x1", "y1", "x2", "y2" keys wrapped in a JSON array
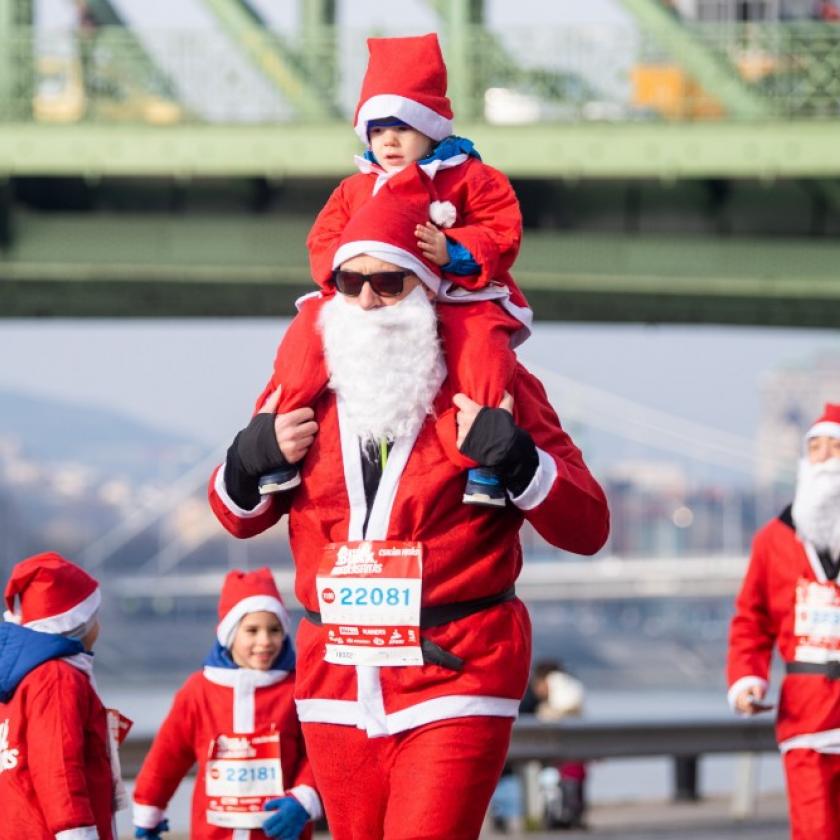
[{"x1": 2, "y1": 0, "x2": 840, "y2": 834}]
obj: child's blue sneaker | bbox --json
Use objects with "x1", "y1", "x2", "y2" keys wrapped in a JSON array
[
  {"x1": 258, "y1": 466, "x2": 301, "y2": 496},
  {"x1": 463, "y1": 467, "x2": 506, "y2": 507}
]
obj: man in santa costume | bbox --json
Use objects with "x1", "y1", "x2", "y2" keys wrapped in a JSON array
[
  {"x1": 0, "y1": 552, "x2": 126, "y2": 840},
  {"x1": 209, "y1": 167, "x2": 609, "y2": 839},
  {"x1": 132, "y1": 567, "x2": 321, "y2": 840},
  {"x1": 727, "y1": 403, "x2": 840, "y2": 839}
]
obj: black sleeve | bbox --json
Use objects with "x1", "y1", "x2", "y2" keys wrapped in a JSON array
[
  {"x1": 223, "y1": 414, "x2": 289, "y2": 510},
  {"x1": 460, "y1": 407, "x2": 540, "y2": 497}
]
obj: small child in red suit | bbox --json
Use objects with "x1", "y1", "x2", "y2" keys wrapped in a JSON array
[{"x1": 132, "y1": 568, "x2": 321, "y2": 840}]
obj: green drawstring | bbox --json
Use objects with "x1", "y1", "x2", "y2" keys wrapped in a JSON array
[{"x1": 380, "y1": 438, "x2": 389, "y2": 471}]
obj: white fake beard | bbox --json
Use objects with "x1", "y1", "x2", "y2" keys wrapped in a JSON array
[
  {"x1": 319, "y1": 286, "x2": 446, "y2": 445},
  {"x1": 792, "y1": 457, "x2": 840, "y2": 558}
]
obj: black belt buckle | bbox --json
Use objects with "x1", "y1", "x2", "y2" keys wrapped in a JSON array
[{"x1": 826, "y1": 661, "x2": 840, "y2": 680}]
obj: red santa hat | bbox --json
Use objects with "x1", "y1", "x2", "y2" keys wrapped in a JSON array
[
  {"x1": 354, "y1": 33, "x2": 454, "y2": 144},
  {"x1": 216, "y1": 567, "x2": 291, "y2": 648},
  {"x1": 806, "y1": 403, "x2": 840, "y2": 441},
  {"x1": 3, "y1": 552, "x2": 101, "y2": 635},
  {"x1": 331, "y1": 164, "x2": 448, "y2": 293}
]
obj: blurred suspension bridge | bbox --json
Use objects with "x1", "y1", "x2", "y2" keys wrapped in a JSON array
[{"x1": 0, "y1": 0, "x2": 839, "y2": 323}]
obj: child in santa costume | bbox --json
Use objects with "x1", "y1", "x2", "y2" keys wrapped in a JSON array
[
  {"x1": 727, "y1": 403, "x2": 840, "y2": 840},
  {"x1": 258, "y1": 32, "x2": 531, "y2": 507},
  {"x1": 0, "y1": 552, "x2": 128, "y2": 840},
  {"x1": 132, "y1": 568, "x2": 321, "y2": 840}
]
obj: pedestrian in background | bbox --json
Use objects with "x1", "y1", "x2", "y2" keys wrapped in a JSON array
[{"x1": 521, "y1": 660, "x2": 587, "y2": 830}]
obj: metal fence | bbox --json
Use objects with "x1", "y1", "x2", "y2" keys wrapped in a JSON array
[
  {"x1": 119, "y1": 715, "x2": 778, "y2": 821},
  {"x1": 1, "y1": 22, "x2": 839, "y2": 126}
]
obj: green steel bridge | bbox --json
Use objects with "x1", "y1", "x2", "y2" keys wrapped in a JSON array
[{"x1": 1, "y1": 0, "x2": 839, "y2": 322}]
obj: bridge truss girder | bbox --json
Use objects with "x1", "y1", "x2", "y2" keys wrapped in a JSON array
[{"x1": 0, "y1": 120, "x2": 839, "y2": 179}]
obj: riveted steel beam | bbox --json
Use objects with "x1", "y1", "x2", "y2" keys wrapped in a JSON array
[{"x1": 1, "y1": 121, "x2": 839, "y2": 179}]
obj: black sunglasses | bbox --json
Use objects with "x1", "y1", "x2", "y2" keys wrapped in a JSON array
[{"x1": 333, "y1": 269, "x2": 410, "y2": 298}]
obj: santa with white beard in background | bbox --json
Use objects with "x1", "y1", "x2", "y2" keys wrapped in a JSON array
[
  {"x1": 728, "y1": 403, "x2": 840, "y2": 840},
  {"x1": 208, "y1": 164, "x2": 609, "y2": 840}
]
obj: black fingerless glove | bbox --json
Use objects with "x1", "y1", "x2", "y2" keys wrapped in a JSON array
[
  {"x1": 224, "y1": 414, "x2": 289, "y2": 510},
  {"x1": 460, "y1": 407, "x2": 539, "y2": 498}
]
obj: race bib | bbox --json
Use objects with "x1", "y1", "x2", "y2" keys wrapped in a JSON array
[
  {"x1": 316, "y1": 540, "x2": 423, "y2": 667},
  {"x1": 205, "y1": 730, "x2": 283, "y2": 829},
  {"x1": 794, "y1": 578, "x2": 840, "y2": 663}
]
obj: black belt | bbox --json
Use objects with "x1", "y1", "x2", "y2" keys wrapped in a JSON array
[
  {"x1": 786, "y1": 661, "x2": 840, "y2": 679},
  {"x1": 305, "y1": 586, "x2": 516, "y2": 672}
]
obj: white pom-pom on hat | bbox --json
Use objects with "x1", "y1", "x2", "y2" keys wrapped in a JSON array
[{"x1": 429, "y1": 200, "x2": 456, "y2": 229}]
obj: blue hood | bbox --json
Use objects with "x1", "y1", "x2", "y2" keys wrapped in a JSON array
[
  {"x1": 364, "y1": 134, "x2": 482, "y2": 167},
  {"x1": 203, "y1": 635, "x2": 296, "y2": 673},
  {"x1": 0, "y1": 623, "x2": 84, "y2": 702}
]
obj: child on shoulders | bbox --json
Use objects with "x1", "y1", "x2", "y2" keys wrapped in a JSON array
[{"x1": 256, "y1": 33, "x2": 533, "y2": 509}]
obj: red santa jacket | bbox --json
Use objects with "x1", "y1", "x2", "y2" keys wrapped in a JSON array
[
  {"x1": 727, "y1": 508, "x2": 840, "y2": 751},
  {"x1": 306, "y1": 156, "x2": 531, "y2": 337},
  {"x1": 133, "y1": 664, "x2": 319, "y2": 839},
  {"x1": 209, "y1": 363, "x2": 609, "y2": 737},
  {"x1": 0, "y1": 656, "x2": 116, "y2": 840}
]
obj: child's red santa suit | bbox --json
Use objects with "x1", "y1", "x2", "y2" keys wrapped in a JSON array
[
  {"x1": 727, "y1": 403, "x2": 840, "y2": 840},
  {"x1": 132, "y1": 568, "x2": 321, "y2": 839},
  {"x1": 0, "y1": 553, "x2": 124, "y2": 840},
  {"x1": 266, "y1": 33, "x2": 531, "y2": 469}
]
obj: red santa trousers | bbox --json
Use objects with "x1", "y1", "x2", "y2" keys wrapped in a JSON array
[
  {"x1": 302, "y1": 716, "x2": 513, "y2": 840},
  {"x1": 783, "y1": 749, "x2": 840, "y2": 840},
  {"x1": 257, "y1": 297, "x2": 519, "y2": 469}
]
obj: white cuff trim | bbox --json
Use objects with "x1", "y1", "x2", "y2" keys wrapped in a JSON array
[
  {"x1": 214, "y1": 463, "x2": 273, "y2": 519},
  {"x1": 509, "y1": 447, "x2": 557, "y2": 511},
  {"x1": 133, "y1": 802, "x2": 166, "y2": 829},
  {"x1": 289, "y1": 784, "x2": 323, "y2": 821},
  {"x1": 727, "y1": 675, "x2": 768, "y2": 714},
  {"x1": 780, "y1": 727, "x2": 840, "y2": 753},
  {"x1": 55, "y1": 828, "x2": 98, "y2": 840}
]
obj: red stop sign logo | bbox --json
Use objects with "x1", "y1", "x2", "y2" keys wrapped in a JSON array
[{"x1": 322, "y1": 588, "x2": 336, "y2": 604}]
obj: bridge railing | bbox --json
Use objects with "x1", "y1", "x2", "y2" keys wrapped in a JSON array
[
  {"x1": 119, "y1": 715, "x2": 778, "y2": 820},
  {"x1": 1, "y1": 22, "x2": 839, "y2": 126}
]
